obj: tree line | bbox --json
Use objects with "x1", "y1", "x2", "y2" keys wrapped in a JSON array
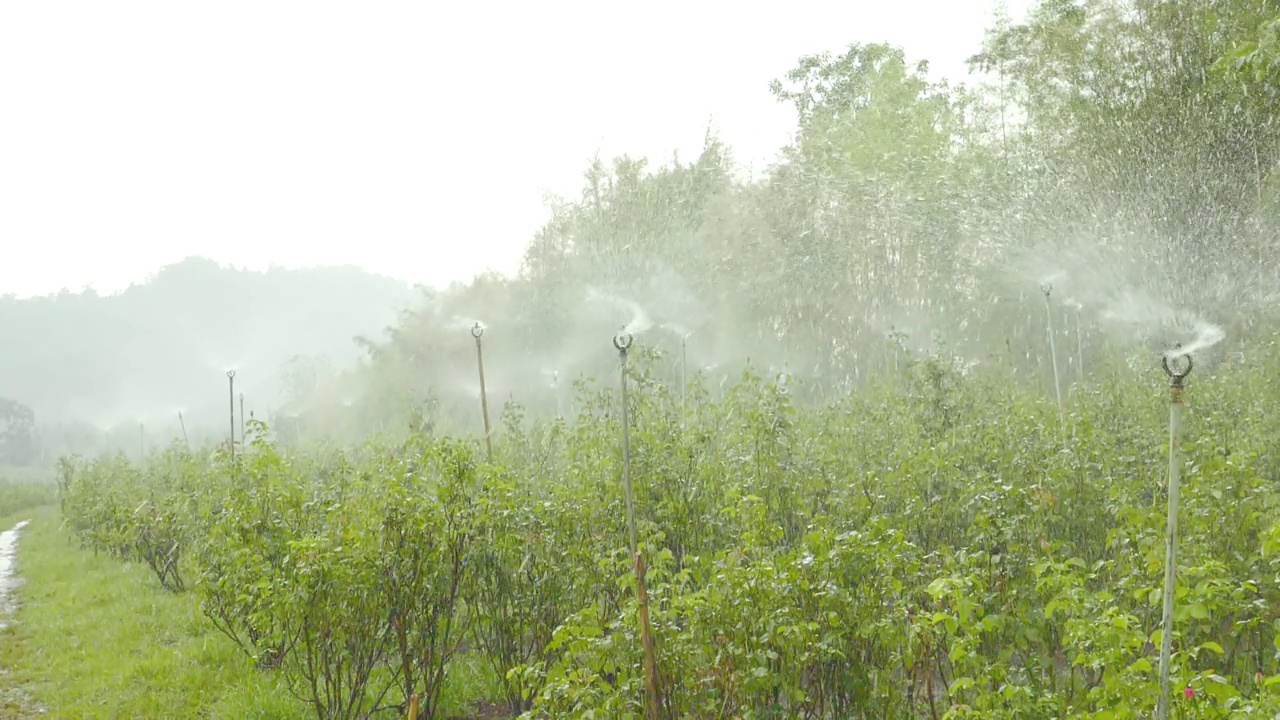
[{"x1": 296, "y1": 0, "x2": 1280, "y2": 442}]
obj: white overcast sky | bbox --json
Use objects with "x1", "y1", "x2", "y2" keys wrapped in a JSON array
[{"x1": 0, "y1": 1, "x2": 1031, "y2": 299}]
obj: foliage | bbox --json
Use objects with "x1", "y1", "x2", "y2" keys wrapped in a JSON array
[
  {"x1": 55, "y1": 330, "x2": 1280, "y2": 719},
  {"x1": 0, "y1": 509, "x2": 311, "y2": 719},
  {"x1": 28, "y1": 2, "x2": 1280, "y2": 718},
  {"x1": 0, "y1": 472, "x2": 55, "y2": 519},
  {"x1": 280, "y1": 0, "x2": 1280, "y2": 439},
  {"x1": 0, "y1": 256, "x2": 419, "y2": 456},
  {"x1": 5, "y1": 2, "x2": 1280, "y2": 456},
  {"x1": 0, "y1": 398, "x2": 37, "y2": 466}
]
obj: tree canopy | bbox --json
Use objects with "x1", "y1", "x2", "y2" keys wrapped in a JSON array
[
  {"x1": 8, "y1": 0, "x2": 1280, "y2": 450},
  {"x1": 291, "y1": 0, "x2": 1278, "y2": 442}
]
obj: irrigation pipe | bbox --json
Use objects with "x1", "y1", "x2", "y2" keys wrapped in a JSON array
[
  {"x1": 680, "y1": 333, "x2": 688, "y2": 429},
  {"x1": 615, "y1": 331, "x2": 662, "y2": 720},
  {"x1": 1156, "y1": 347, "x2": 1192, "y2": 720},
  {"x1": 472, "y1": 323, "x2": 493, "y2": 462},
  {"x1": 1042, "y1": 284, "x2": 1064, "y2": 420},
  {"x1": 226, "y1": 370, "x2": 236, "y2": 461},
  {"x1": 1074, "y1": 305, "x2": 1085, "y2": 382}
]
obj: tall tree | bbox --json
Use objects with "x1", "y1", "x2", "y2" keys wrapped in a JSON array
[
  {"x1": 972, "y1": 0, "x2": 1280, "y2": 290},
  {"x1": 0, "y1": 398, "x2": 36, "y2": 466}
]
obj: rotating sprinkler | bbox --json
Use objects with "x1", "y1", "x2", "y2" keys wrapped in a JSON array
[
  {"x1": 1042, "y1": 284, "x2": 1065, "y2": 420},
  {"x1": 614, "y1": 330, "x2": 662, "y2": 720},
  {"x1": 1156, "y1": 346, "x2": 1192, "y2": 720},
  {"x1": 226, "y1": 370, "x2": 236, "y2": 461},
  {"x1": 472, "y1": 323, "x2": 493, "y2": 462}
]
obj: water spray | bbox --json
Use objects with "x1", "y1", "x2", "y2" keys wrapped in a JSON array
[
  {"x1": 1156, "y1": 346, "x2": 1192, "y2": 720},
  {"x1": 1042, "y1": 284, "x2": 1065, "y2": 418},
  {"x1": 472, "y1": 323, "x2": 493, "y2": 462},
  {"x1": 614, "y1": 330, "x2": 662, "y2": 720},
  {"x1": 226, "y1": 370, "x2": 236, "y2": 461}
]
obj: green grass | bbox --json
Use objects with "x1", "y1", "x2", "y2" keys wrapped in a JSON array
[
  {"x1": 0, "y1": 507, "x2": 509, "y2": 719},
  {"x1": 0, "y1": 467, "x2": 55, "y2": 485},
  {"x1": 0, "y1": 476, "x2": 56, "y2": 520},
  {"x1": 0, "y1": 507, "x2": 310, "y2": 719}
]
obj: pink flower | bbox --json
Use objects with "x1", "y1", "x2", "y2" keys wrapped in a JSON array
[{"x1": 1183, "y1": 687, "x2": 1195, "y2": 699}]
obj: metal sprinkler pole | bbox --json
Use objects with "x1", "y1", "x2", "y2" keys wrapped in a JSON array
[
  {"x1": 1042, "y1": 284, "x2": 1065, "y2": 418},
  {"x1": 240, "y1": 393, "x2": 245, "y2": 445},
  {"x1": 615, "y1": 331, "x2": 662, "y2": 720},
  {"x1": 139, "y1": 423, "x2": 145, "y2": 460},
  {"x1": 472, "y1": 323, "x2": 493, "y2": 462},
  {"x1": 1157, "y1": 347, "x2": 1192, "y2": 720},
  {"x1": 617, "y1": 332, "x2": 640, "y2": 554},
  {"x1": 680, "y1": 333, "x2": 688, "y2": 428},
  {"x1": 1074, "y1": 306, "x2": 1085, "y2": 382},
  {"x1": 551, "y1": 369, "x2": 563, "y2": 420},
  {"x1": 890, "y1": 325, "x2": 899, "y2": 375},
  {"x1": 226, "y1": 370, "x2": 236, "y2": 461},
  {"x1": 178, "y1": 412, "x2": 189, "y2": 450}
]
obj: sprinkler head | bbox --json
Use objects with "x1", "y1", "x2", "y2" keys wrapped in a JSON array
[
  {"x1": 1041, "y1": 283, "x2": 1053, "y2": 297},
  {"x1": 1162, "y1": 343, "x2": 1193, "y2": 386},
  {"x1": 226, "y1": 370, "x2": 236, "y2": 379},
  {"x1": 613, "y1": 331, "x2": 633, "y2": 351},
  {"x1": 471, "y1": 322, "x2": 484, "y2": 339}
]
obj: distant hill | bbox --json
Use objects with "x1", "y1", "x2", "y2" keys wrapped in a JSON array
[{"x1": 0, "y1": 256, "x2": 422, "y2": 448}]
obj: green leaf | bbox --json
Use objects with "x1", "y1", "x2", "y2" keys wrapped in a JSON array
[{"x1": 1200, "y1": 641, "x2": 1225, "y2": 655}]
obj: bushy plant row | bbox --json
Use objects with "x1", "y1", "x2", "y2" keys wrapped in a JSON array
[
  {"x1": 0, "y1": 475, "x2": 55, "y2": 521},
  {"x1": 57, "y1": 337, "x2": 1280, "y2": 719}
]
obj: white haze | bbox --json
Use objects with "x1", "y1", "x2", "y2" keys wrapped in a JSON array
[
  {"x1": 0, "y1": 0, "x2": 1033, "y2": 300},
  {"x1": 11, "y1": 0, "x2": 1278, "y2": 458}
]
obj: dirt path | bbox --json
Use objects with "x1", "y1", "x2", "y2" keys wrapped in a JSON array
[
  {"x1": 0, "y1": 521, "x2": 30, "y2": 628},
  {"x1": 0, "y1": 519, "x2": 46, "y2": 717}
]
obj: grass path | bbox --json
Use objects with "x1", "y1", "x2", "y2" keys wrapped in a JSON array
[{"x1": 0, "y1": 506, "x2": 310, "y2": 719}]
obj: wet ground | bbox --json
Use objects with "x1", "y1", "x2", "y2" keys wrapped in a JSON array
[
  {"x1": 0, "y1": 521, "x2": 30, "y2": 630},
  {"x1": 0, "y1": 519, "x2": 44, "y2": 717}
]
